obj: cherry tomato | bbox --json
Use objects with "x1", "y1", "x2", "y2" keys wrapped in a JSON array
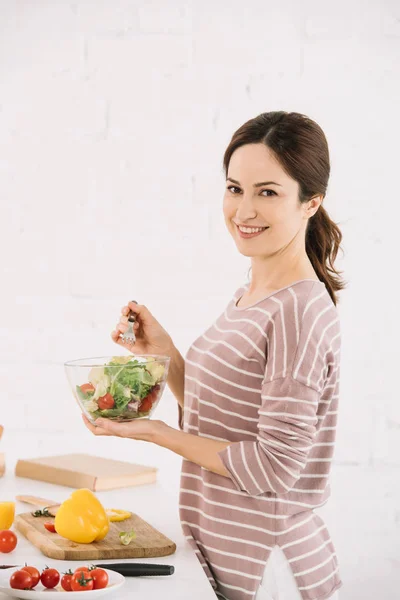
[
  {"x1": 61, "y1": 569, "x2": 74, "y2": 591},
  {"x1": 44, "y1": 522, "x2": 56, "y2": 533},
  {"x1": 139, "y1": 395, "x2": 153, "y2": 413},
  {"x1": 80, "y1": 383, "x2": 95, "y2": 393},
  {"x1": 90, "y1": 568, "x2": 109, "y2": 590},
  {"x1": 97, "y1": 393, "x2": 115, "y2": 410},
  {"x1": 21, "y1": 565, "x2": 40, "y2": 587},
  {"x1": 0, "y1": 530, "x2": 17, "y2": 553},
  {"x1": 10, "y1": 569, "x2": 33, "y2": 590},
  {"x1": 141, "y1": 386, "x2": 159, "y2": 412},
  {"x1": 71, "y1": 570, "x2": 94, "y2": 591},
  {"x1": 74, "y1": 566, "x2": 91, "y2": 575},
  {"x1": 41, "y1": 567, "x2": 60, "y2": 589}
]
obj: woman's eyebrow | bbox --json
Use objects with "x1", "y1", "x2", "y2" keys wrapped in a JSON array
[{"x1": 226, "y1": 177, "x2": 282, "y2": 188}]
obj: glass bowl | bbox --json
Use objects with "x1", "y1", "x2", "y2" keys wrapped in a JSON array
[{"x1": 64, "y1": 355, "x2": 170, "y2": 423}]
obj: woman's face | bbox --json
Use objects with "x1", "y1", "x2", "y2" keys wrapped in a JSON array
[{"x1": 223, "y1": 143, "x2": 315, "y2": 258}]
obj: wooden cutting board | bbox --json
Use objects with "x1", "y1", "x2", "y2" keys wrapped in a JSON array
[{"x1": 15, "y1": 511, "x2": 176, "y2": 560}]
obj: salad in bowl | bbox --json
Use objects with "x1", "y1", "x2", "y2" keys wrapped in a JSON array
[{"x1": 64, "y1": 355, "x2": 170, "y2": 423}]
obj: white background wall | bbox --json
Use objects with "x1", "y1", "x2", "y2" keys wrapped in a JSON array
[{"x1": 1, "y1": 1, "x2": 399, "y2": 598}]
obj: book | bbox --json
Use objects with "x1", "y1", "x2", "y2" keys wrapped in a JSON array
[{"x1": 15, "y1": 453, "x2": 157, "y2": 491}]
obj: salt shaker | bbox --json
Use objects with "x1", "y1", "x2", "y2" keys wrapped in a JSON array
[{"x1": 120, "y1": 300, "x2": 138, "y2": 345}]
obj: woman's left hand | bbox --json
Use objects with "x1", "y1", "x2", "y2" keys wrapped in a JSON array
[{"x1": 82, "y1": 413, "x2": 162, "y2": 442}]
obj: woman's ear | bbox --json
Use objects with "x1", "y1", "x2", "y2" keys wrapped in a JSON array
[{"x1": 303, "y1": 195, "x2": 323, "y2": 219}]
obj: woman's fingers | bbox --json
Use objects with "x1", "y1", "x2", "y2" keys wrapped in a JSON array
[
  {"x1": 82, "y1": 414, "x2": 111, "y2": 436},
  {"x1": 115, "y1": 304, "x2": 141, "y2": 346},
  {"x1": 121, "y1": 301, "x2": 139, "y2": 316}
]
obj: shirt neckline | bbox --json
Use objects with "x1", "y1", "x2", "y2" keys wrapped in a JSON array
[{"x1": 232, "y1": 279, "x2": 325, "y2": 311}]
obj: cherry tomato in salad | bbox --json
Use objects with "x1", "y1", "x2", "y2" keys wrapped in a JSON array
[
  {"x1": 44, "y1": 522, "x2": 56, "y2": 533},
  {"x1": 90, "y1": 567, "x2": 109, "y2": 590},
  {"x1": 0, "y1": 530, "x2": 17, "y2": 553},
  {"x1": 97, "y1": 393, "x2": 115, "y2": 410},
  {"x1": 71, "y1": 570, "x2": 94, "y2": 591},
  {"x1": 140, "y1": 385, "x2": 159, "y2": 413},
  {"x1": 61, "y1": 569, "x2": 74, "y2": 591},
  {"x1": 80, "y1": 383, "x2": 95, "y2": 393},
  {"x1": 10, "y1": 569, "x2": 33, "y2": 590},
  {"x1": 139, "y1": 395, "x2": 153, "y2": 413},
  {"x1": 21, "y1": 565, "x2": 40, "y2": 587},
  {"x1": 40, "y1": 567, "x2": 60, "y2": 589}
]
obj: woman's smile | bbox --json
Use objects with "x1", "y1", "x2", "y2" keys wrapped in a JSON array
[{"x1": 235, "y1": 223, "x2": 270, "y2": 238}]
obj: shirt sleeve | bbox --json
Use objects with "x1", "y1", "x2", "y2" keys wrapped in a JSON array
[{"x1": 217, "y1": 375, "x2": 319, "y2": 495}]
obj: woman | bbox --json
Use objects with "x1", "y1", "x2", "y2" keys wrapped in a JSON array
[{"x1": 84, "y1": 111, "x2": 344, "y2": 600}]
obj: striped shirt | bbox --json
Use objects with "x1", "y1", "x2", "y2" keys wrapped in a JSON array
[{"x1": 178, "y1": 279, "x2": 343, "y2": 600}]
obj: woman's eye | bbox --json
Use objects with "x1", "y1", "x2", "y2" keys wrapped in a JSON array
[{"x1": 226, "y1": 186, "x2": 276, "y2": 197}]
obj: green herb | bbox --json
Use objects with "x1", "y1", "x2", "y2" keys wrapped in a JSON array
[{"x1": 32, "y1": 508, "x2": 51, "y2": 517}]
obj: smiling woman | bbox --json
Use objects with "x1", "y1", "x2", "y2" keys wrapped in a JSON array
[{"x1": 84, "y1": 111, "x2": 344, "y2": 600}]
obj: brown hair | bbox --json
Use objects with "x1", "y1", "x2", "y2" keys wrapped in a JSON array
[{"x1": 222, "y1": 111, "x2": 346, "y2": 305}]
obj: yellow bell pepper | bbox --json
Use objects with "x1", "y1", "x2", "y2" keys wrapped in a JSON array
[
  {"x1": 54, "y1": 489, "x2": 109, "y2": 544},
  {"x1": 0, "y1": 502, "x2": 15, "y2": 529}
]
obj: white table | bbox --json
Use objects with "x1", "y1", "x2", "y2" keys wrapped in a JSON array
[{"x1": 0, "y1": 464, "x2": 216, "y2": 599}]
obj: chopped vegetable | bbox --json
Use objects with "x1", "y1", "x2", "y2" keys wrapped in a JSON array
[
  {"x1": 106, "y1": 508, "x2": 132, "y2": 522},
  {"x1": 146, "y1": 360, "x2": 166, "y2": 384},
  {"x1": 77, "y1": 356, "x2": 166, "y2": 422},
  {"x1": 31, "y1": 507, "x2": 51, "y2": 518},
  {"x1": 119, "y1": 529, "x2": 136, "y2": 545},
  {"x1": 80, "y1": 383, "x2": 95, "y2": 393},
  {"x1": 0, "y1": 502, "x2": 15, "y2": 530}
]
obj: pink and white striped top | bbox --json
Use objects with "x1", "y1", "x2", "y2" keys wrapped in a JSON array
[{"x1": 178, "y1": 279, "x2": 343, "y2": 600}]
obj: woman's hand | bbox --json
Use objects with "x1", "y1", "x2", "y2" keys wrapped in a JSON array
[
  {"x1": 82, "y1": 413, "x2": 164, "y2": 442},
  {"x1": 112, "y1": 301, "x2": 175, "y2": 357}
]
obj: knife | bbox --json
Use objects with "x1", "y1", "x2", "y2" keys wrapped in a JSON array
[
  {"x1": 93, "y1": 563, "x2": 174, "y2": 576},
  {"x1": 0, "y1": 563, "x2": 174, "y2": 577}
]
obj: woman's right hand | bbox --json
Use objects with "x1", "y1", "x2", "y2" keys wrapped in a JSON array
[{"x1": 112, "y1": 301, "x2": 175, "y2": 358}]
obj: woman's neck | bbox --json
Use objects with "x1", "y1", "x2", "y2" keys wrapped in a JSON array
[{"x1": 247, "y1": 255, "x2": 318, "y2": 294}]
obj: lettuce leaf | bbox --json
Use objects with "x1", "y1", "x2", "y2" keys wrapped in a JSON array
[{"x1": 106, "y1": 359, "x2": 156, "y2": 401}]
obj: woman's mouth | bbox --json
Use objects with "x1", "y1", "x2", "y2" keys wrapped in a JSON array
[{"x1": 236, "y1": 224, "x2": 269, "y2": 239}]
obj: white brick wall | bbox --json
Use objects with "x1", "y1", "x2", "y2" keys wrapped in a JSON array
[{"x1": 1, "y1": 1, "x2": 399, "y2": 597}]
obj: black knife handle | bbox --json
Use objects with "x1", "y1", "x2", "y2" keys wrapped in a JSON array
[{"x1": 96, "y1": 563, "x2": 174, "y2": 577}]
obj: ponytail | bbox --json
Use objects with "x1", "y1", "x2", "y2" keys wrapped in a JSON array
[{"x1": 306, "y1": 205, "x2": 346, "y2": 306}]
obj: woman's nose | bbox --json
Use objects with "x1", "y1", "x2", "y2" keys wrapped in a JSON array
[{"x1": 235, "y1": 195, "x2": 257, "y2": 220}]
